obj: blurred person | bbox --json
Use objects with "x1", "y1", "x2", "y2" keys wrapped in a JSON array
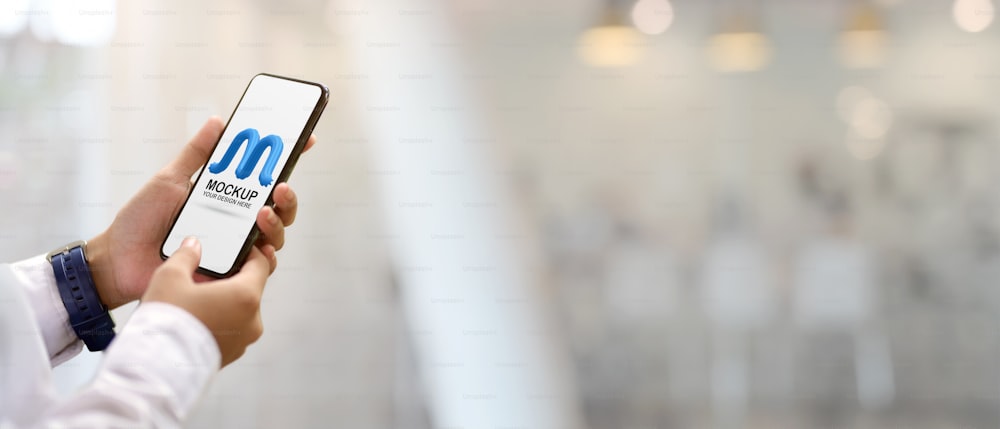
[
  {"x1": 700, "y1": 195, "x2": 777, "y2": 425},
  {"x1": 792, "y1": 193, "x2": 894, "y2": 410},
  {"x1": 0, "y1": 117, "x2": 316, "y2": 427}
]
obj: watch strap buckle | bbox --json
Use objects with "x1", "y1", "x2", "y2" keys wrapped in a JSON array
[{"x1": 46, "y1": 240, "x2": 88, "y2": 263}]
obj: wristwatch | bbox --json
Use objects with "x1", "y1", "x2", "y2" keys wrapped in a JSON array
[{"x1": 47, "y1": 240, "x2": 116, "y2": 352}]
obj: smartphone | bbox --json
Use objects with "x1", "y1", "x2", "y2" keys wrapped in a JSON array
[{"x1": 160, "y1": 73, "x2": 329, "y2": 277}]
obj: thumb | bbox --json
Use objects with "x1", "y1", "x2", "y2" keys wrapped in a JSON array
[
  {"x1": 166, "y1": 117, "x2": 224, "y2": 179},
  {"x1": 165, "y1": 236, "x2": 203, "y2": 274}
]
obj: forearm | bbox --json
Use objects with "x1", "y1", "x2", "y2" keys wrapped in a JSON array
[
  {"x1": 9, "y1": 234, "x2": 136, "y2": 367},
  {"x1": 32, "y1": 302, "x2": 221, "y2": 427},
  {"x1": 6, "y1": 256, "x2": 221, "y2": 427},
  {"x1": 8, "y1": 256, "x2": 83, "y2": 365}
]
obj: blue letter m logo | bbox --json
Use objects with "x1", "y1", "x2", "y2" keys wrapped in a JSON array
[{"x1": 208, "y1": 128, "x2": 284, "y2": 187}]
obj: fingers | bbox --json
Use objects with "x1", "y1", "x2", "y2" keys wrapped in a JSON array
[
  {"x1": 251, "y1": 135, "x2": 314, "y2": 255},
  {"x1": 259, "y1": 244, "x2": 278, "y2": 274},
  {"x1": 166, "y1": 117, "x2": 224, "y2": 179},
  {"x1": 273, "y1": 132, "x2": 314, "y2": 222},
  {"x1": 231, "y1": 246, "x2": 274, "y2": 294},
  {"x1": 161, "y1": 237, "x2": 202, "y2": 277},
  {"x1": 303, "y1": 134, "x2": 317, "y2": 153},
  {"x1": 272, "y1": 183, "x2": 298, "y2": 226},
  {"x1": 256, "y1": 206, "x2": 285, "y2": 251},
  {"x1": 251, "y1": 313, "x2": 264, "y2": 342}
]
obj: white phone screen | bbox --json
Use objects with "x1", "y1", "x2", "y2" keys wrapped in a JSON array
[{"x1": 162, "y1": 74, "x2": 323, "y2": 275}]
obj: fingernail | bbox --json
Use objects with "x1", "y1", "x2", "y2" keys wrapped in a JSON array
[
  {"x1": 182, "y1": 236, "x2": 199, "y2": 248},
  {"x1": 267, "y1": 208, "x2": 278, "y2": 225}
]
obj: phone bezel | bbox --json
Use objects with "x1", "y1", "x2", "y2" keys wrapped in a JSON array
[{"x1": 159, "y1": 73, "x2": 329, "y2": 278}]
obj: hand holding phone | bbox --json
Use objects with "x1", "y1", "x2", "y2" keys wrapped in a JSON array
[{"x1": 161, "y1": 74, "x2": 329, "y2": 277}]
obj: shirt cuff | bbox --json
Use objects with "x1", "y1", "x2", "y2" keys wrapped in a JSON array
[{"x1": 9, "y1": 254, "x2": 83, "y2": 366}]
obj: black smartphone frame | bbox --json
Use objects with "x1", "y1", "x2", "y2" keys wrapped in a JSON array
[{"x1": 159, "y1": 73, "x2": 329, "y2": 278}]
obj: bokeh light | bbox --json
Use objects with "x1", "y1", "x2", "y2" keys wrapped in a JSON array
[
  {"x1": 578, "y1": 25, "x2": 642, "y2": 67},
  {"x1": 707, "y1": 31, "x2": 771, "y2": 72},
  {"x1": 851, "y1": 97, "x2": 893, "y2": 139},
  {"x1": 953, "y1": 0, "x2": 995, "y2": 32},
  {"x1": 845, "y1": 130, "x2": 888, "y2": 160},
  {"x1": 837, "y1": 86, "x2": 893, "y2": 159},
  {"x1": 837, "y1": 86, "x2": 873, "y2": 122},
  {"x1": 631, "y1": 0, "x2": 674, "y2": 35},
  {"x1": 838, "y1": 3, "x2": 887, "y2": 69},
  {"x1": 838, "y1": 30, "x2": 886, "y2": 69}
]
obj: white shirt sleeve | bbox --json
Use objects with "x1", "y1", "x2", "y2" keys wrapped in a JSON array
[
  {"x1": 9, "y1": 254, "x2": 83, "y2": 366},
  {"x1": 40, "y1": 302, "x2": 222, "y2": 428},
  {"x1": 0, "y1": 259, "x2": 222, "y2": 428}
]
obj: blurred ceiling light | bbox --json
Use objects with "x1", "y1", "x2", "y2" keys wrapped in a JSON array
[
  {"x1": 837, "y1": 2, "x2": 887, "y2": 69},
  {"x1": 46, "y1": 0, "x2": 117, "y2": 46},
  {"x1": 578, "y1": 0, "x2": 642, "y2": 67},
  {"x1": 631, "y1": 0, "x2": 674, "y2": 35},
  {"x1": 707, "y1": 6, "x2": 771, "y2": 73},
  {"x1": 953, "y1": 0, "x2": 995, "y2": 33},
  {"x1": 0, "y1": 0, "x2": 30, "y2": 37},
  {"x1": 708, "y1": 32, "x2": 771, "y2": 73}
]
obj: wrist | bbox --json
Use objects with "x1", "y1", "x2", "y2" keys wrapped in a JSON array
[{"x1": 87, "y1": 232, "x2": 126, "y2": 309}]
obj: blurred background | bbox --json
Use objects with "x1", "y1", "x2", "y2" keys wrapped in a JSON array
[{"x1": 2, "y1": 0, "x2": 1000, "y2": 427}]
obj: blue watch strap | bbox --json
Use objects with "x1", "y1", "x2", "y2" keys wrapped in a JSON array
[{"x1": 49, "y1": 242, "x2": 116, "y2": 351}]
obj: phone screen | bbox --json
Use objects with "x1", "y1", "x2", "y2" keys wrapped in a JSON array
[{"x1": 162, "y1": 74, "x2": 326, "y2": 276}]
